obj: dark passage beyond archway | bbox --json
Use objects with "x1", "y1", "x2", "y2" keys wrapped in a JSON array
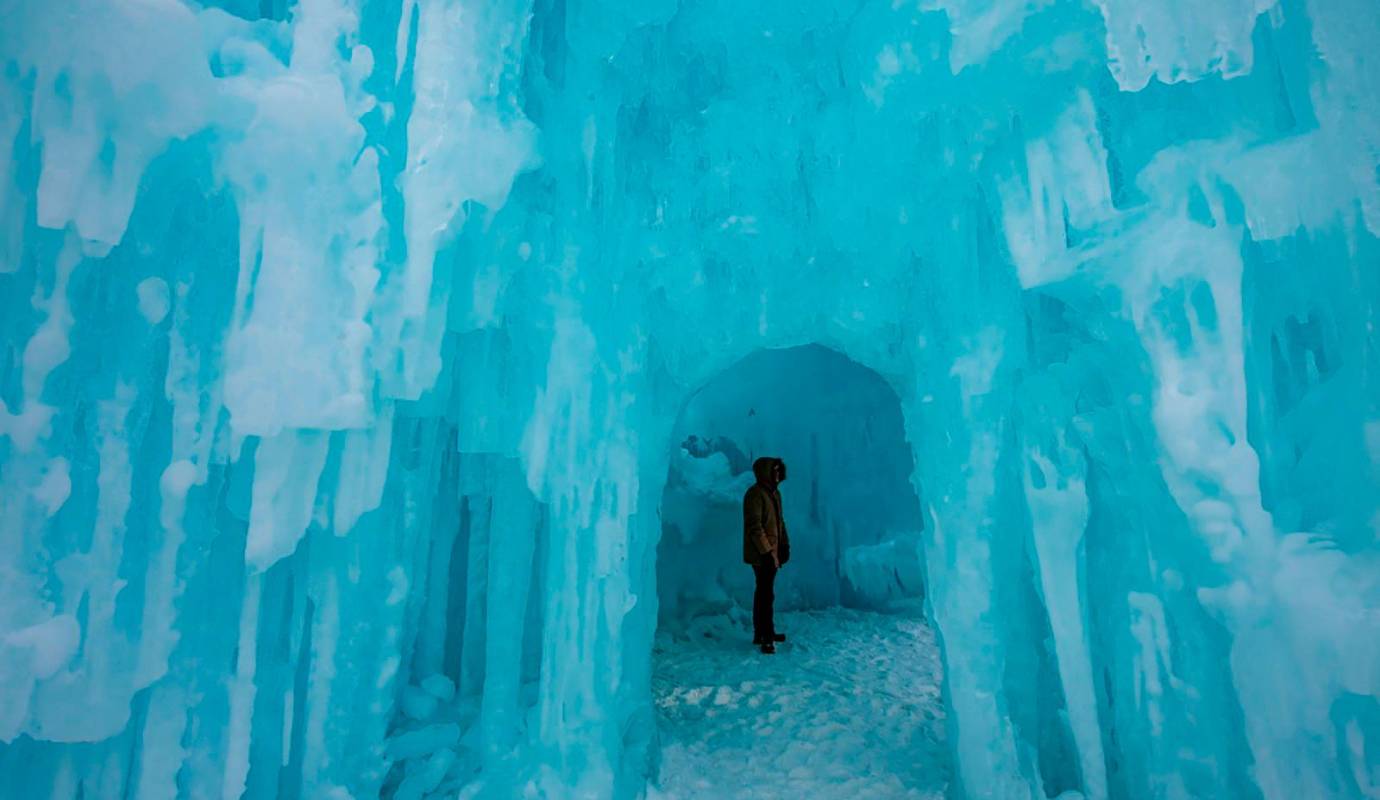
[{"x1": 655, "y1": 344, "x2": 925, "y2": 632}]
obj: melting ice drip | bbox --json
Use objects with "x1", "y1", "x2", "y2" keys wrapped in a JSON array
[{"x1": 1, "y1": 0, "x2": 1378, "y2": 798}]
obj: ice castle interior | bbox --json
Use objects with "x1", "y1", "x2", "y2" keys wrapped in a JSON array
[{"x1": 1, "y1": 0, "x2": 1379, "y2": 798}]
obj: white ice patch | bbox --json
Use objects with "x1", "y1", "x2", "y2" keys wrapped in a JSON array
[
  {"x1": 217, "y1": 3, "x2": 383, "y2": 438},
  {"x1": 1093, "y1": 0, "x2": 1277, "y2": 90},
  {"x1": 923, "y1": 0, "x2": 1054, "y2": 73},
  {"x1": 1000, "y1": 91, "x2": 1114, "y2": 288},
  {"x1": 246, "y1": 430, "x2": 330, "y2": 570},
  {"x1": 949, "y1": 327, "x2": 1004, "y2": 401},
  {"x1": 3, "y1": 0, "x2": 214, "y2": 250},
  {"x1": 136, "y1": 277, "x2": 170, "y2": 325},
  {"x1": 33, "y1": 457, "x2": 71, "y2": 516},
  {"x1": 332, "y1": 403, "x2": 395, "y2": 535},
  {"x1": 380, "y1": 0, "x2": 540, "y2": 399},
  {"x1": 4, "y1": 615, "x2": 80, "y2": 679}
]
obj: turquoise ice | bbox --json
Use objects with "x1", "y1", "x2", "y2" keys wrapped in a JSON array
[{"x1": 1, "y1": 0, "x2": 1378, "y2": 798}]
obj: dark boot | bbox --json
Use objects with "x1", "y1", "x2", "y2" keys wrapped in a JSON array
[{"x1": 759, "y1": 642, "x2": 776, "y2": 654}]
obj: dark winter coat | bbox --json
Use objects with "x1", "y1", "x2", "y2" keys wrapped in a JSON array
[{"x1": 743, "y1": 457, "x2": 790, "y2": 565}]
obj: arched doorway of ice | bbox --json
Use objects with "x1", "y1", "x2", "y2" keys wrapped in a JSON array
[{"x1": 649, "y1": 344, "x2": 951, "y2": 797}]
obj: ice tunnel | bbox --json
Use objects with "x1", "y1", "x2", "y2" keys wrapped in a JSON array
[{"x1": 2, "y1": 0, "x2": 1380, "y2": 799}]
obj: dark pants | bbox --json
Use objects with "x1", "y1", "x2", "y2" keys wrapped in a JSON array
[{"x1": 751, "y1": 558, "x2": 777, "y2": 642}]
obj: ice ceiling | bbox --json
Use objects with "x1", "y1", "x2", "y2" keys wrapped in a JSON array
[{"x1": 1, "y1": 0, "x2": 1379, "y2": 798}]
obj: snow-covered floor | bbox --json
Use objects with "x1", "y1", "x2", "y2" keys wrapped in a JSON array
[{"x1": 650, "y1": 606, "x2": 950, "y2": 799}]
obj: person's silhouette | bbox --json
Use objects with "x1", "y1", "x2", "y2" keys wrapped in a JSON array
[{"x1": 743, "y1": 457, "x2": 790, "y2": 654}]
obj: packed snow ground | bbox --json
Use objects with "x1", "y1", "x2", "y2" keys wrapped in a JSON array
[{"x1": 650, "y1": 606, "x2": 950, "y2": 799}]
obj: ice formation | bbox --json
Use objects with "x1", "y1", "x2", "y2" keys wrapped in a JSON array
[{"x1": 1, "y1": 0, "x2": 1378, "y2": 798}]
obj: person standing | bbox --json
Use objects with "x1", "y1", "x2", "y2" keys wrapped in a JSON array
[{"x1": 743, "y1": 457, "x2": 790, "y2": 654}]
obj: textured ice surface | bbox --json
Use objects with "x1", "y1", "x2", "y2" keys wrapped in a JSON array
[{"x1": 2, "y1": 0, "x2": 1379, "y2": 799}]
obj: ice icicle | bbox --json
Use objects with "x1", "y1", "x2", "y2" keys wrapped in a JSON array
[
  {"x1": 380, "y1": 0, "x2": 538, "y2": 398},
  {"x1": 246, "y1": 431, "x2": 330, "y2": 571}
]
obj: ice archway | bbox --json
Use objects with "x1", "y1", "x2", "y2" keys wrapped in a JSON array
[
  {"x1": 656, "y1": 344, "x2": 925, "y2": 628},
  {"x1": 2, "y1": 0, "x2": 1380, "y2": 799}
]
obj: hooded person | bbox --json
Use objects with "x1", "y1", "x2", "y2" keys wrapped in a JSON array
[{"x1": 743, "y1": 456, "x2": 790, "y2": 653}]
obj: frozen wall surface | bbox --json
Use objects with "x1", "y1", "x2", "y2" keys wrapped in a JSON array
[{"x1": 0, "y1": 0, "x2": 1378, "y2": 798}]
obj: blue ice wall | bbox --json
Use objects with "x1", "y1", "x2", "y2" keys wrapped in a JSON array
[{"x1": 2, "y1": 0, "x2": 1379, "y2": 799}]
